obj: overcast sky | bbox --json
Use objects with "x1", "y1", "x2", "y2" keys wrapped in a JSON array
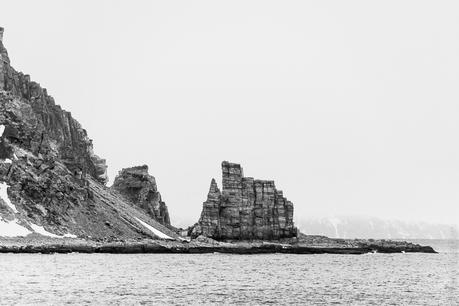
[{"x1": 1, "y1": 1, "x2": 458, "y2": 227}]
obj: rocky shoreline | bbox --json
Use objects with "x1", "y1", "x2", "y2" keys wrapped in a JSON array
[
  {"x1": 0, "y1": 235, "x2": 437, "y2": 255},
  {"x1": 0, "y1": 28, "x2": 442, "y2": 255}
]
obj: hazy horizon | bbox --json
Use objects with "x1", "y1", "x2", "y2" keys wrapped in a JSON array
[{"x1": 1, "y1": 1, "x2": 458, "y2": 229}]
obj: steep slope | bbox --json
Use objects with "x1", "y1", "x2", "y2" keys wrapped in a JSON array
[
  {"x1": 0, "y1": 27, "x2": 179, "y2": 241},
  {"x1": 191, "y1": 161, "x2": 297, "y2": 240}
]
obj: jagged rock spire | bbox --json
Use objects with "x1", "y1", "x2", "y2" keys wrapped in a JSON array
[
  {"x1": 0, "y1": 27, "x2": 10, "y2": 65},
  {"x1": 207, "y1": 178, "x2": 221, "y2": 202}
]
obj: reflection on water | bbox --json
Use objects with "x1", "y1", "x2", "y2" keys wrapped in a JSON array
[{"x1": 1, "y1": 240, "x2": 458, "y2": 305}]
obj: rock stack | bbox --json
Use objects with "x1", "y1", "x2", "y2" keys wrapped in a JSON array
[
  {"x1": 192, "y1": 161, "x2": 297, "y2": 240},
  {"x1": 112, "y1": 166, "x2": 171, "y2": 226}
]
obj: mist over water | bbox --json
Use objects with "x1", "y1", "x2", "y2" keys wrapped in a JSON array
[{"x1": 1, "y1": 240, "x2": 457, "y2": 305}]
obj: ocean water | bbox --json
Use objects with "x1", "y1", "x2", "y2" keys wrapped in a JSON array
[{"x1": 0, "y1": 240, "x2": 457, "y2": 305}]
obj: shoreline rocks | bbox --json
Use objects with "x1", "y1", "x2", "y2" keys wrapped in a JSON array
[{"x1": 0, "y1": 235, "x2": 437, "y2": 254}]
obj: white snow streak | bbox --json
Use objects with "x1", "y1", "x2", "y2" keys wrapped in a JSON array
[
  {"x1": 0, "y1": 125, "x2": 5, "y2": 137},
  {"x1": 0, "y1": 182, "x2": 18, "y2": 213},
  {"x1": 29, "y1": 223, "x2": 62, "y2": 238},
  {"x1": 135, "y1": 217, "x2": 173, "y2": 240},
  {"x1": 329, "y1": 217, "x2": 341, "y2": 238},
  {"x1": 63, "y1": 233, "x2": 78, "y2": 238},
  {"x1": 0, "y1": 219, "x2": 32, "y2": 237},
  {"x1": 29, "y1": 223, "x2": 77, "y2": 239}
]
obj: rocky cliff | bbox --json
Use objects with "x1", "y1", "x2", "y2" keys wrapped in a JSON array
[
  {"x1": 0, "y1": 28, "x2": 107, "y2": 184},
  {"x1": 0, "y1": 27, "x2": 178, "y2": 241},
  {"x1": 191, "y1": 161, "x2": 297, "y2": 240},
  {"x1": 112, "y1": 165, "x2": 171, "y2": 226}
]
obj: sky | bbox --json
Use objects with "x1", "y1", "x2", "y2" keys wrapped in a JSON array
[{"x1": 1, "y1": 1, "x2": 458, "y2": 228}]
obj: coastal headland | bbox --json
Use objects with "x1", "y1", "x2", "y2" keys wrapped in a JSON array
[{"x1": 0, "y1": 27, "x2": 436, "y2": 255}]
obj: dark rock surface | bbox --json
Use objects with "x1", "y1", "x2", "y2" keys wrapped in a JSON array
[
  {"x1": 0, "y1": 235, "x2": 437, "y2": 254},
  {"x1": 191, "y1": 161, "x2": 297, "y2": 240},
  {"x1": 0, "y1": 28, "x2": 107, "y2": 184},
  {"x1": 0, "y1": 28, "x2": 178, "y2": 241},
  {"x1": 112, "y1": 165, "x2": 171, "y2": 226}
]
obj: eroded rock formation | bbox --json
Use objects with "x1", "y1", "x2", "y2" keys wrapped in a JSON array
[
  {"x1": 192, "y1": 161, "x2": 297, "y2": 240},
  {"x1": 112, "y1": 165, "x2": 171, "y2": 226}
]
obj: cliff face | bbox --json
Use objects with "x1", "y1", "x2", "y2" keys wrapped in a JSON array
[
  {"x1": 0, "y1": 27, "x2": 107, "y2": 184},
  {"x1": 0, "y1": 27, "x2": 179, "y2": 241},
  {"x1": 112, "y1": 166, "x2": 171, "y2": 226},
  {"x1": 192, "y1": 161, "x2": 297, "y2": 240}
]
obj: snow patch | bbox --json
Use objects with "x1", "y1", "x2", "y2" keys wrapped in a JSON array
[
  {"x1": 1, "y1": 159, "x2": 12, "y2": 163},
  {"x1": 329, "y1": 217, "x2": 341, "y2": 238},
  {"x1": 0, "y1": 219, "x2": 32, "y2": 237},
  {"x1": 29, "y1": 223, "x2": 77, "y2": 239},
  {"x1": 29, "y1": 223, "x2": 62, "y2": 238},
  {"x1": 0, "y1": 125, "x2": 4, "y2": 137},
  {"x1": 0, "y1": 182, "x2": 18, "y2": 213},
  {"x1": 63, "y1": 233, "x2": 77, "y2": 238},
  {"x1": 135, "y1": 217, "x2": 173, "y2": 240}
]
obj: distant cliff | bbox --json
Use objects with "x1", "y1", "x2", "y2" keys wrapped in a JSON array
[
  {"x1": 112, "y1": 166, "x2": 171, "y2": 226},
  {"x1": 191, "y1": 161, "x2": 297, "y2": 240},
  {"x1": 296, "y1": 216, "x2": 459, "y2": 240}
]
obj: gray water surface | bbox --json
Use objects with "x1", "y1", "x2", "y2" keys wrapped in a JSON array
[{"x1": 1, "y1": 240, "x2": 458, "y2": 305}]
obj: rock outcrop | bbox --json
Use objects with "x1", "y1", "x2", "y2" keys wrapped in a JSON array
[
  {"x1": 112, "y1": 165, "x2": 171, "y2": 226},
  {"x1": 0, "y1": 27, "x2": 179, "y2": 241},
  {"x1": 0, "y1": 27, "x2": 108, "y2": 184},
  {"x1": 192, "y1": 161, "x2": 297, "y2": 240}
]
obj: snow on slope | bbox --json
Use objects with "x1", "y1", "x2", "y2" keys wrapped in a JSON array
[
  {"x1": 0, "y1": 219, "x2": 32, "y2": 237},
  {"x1": 135, "y1": 217, "x2": 173, "y2": 240},
  {"x1": 29, "y1": 223, "x2": 77, "y2": 239},
  {"x1": 0, "y1": 181, "x2": 77, "y2": 238},
  {"x1": 0, "y1": 182, "x2": 18, "y2": 213}
]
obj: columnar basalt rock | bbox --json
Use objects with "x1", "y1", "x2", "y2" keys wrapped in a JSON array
[
  {"x1": 112, "y1": 166, "x2": 171, "y2": 226},
  {"x1": 192, "y1": 178, "x2": 222, "y2": 238},
  {"x1": 192, "y1": 161, "x2": 297, "y2": 240}
]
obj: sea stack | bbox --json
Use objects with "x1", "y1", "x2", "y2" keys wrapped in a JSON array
[
  {"x1": 191, "y1": 161, "x2": 297, "y2": 240},
  {"x1": 112, "y1": 165, "x2": 171, "y2": 226}
]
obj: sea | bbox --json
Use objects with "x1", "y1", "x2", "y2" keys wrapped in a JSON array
[{"x1": 0, "y1": 239, "x2": 457, "y2": 305}]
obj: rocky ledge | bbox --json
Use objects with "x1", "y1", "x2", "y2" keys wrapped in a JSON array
[{"x1": 0, "y1": 235, "x2": 436, "y2": 254}]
